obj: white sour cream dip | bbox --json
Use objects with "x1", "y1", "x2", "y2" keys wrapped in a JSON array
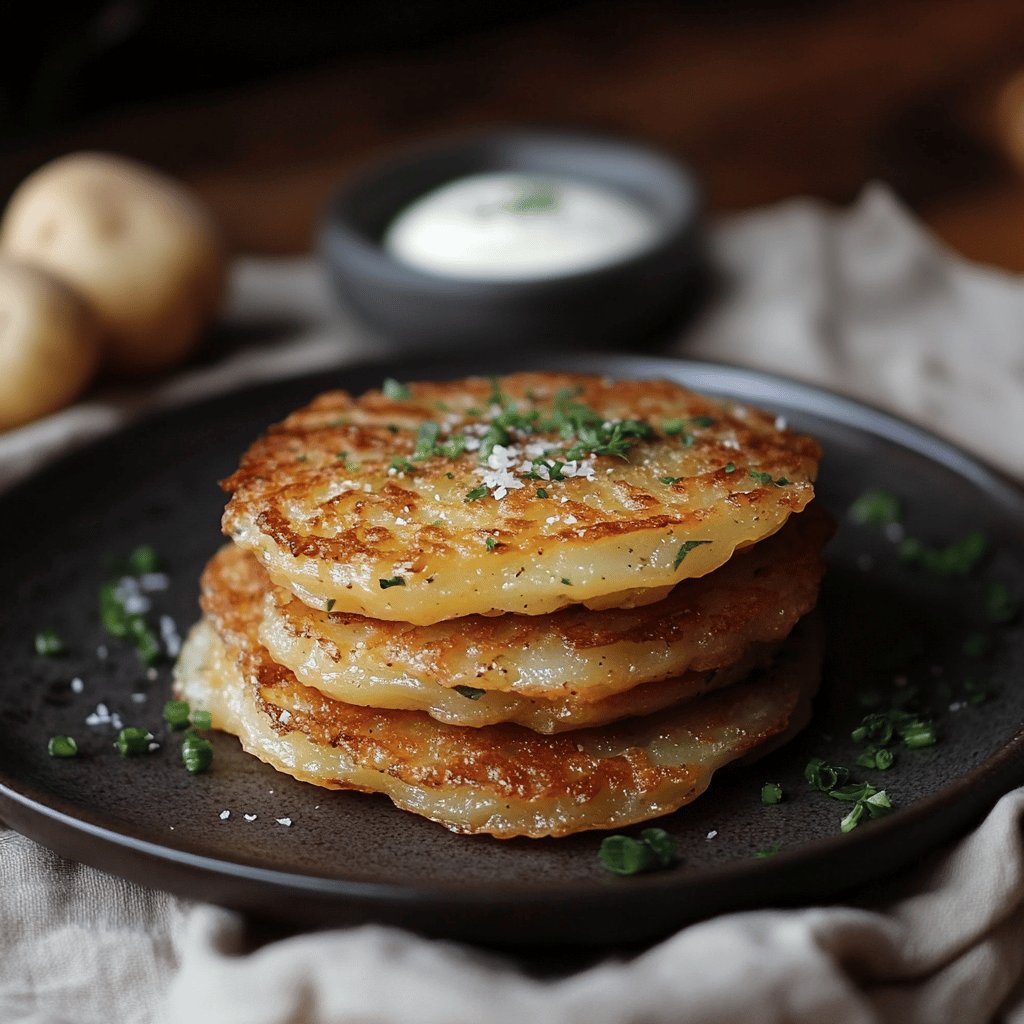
[{"x1": 383, "y1": 172, "x2": 659, "y2": 281}]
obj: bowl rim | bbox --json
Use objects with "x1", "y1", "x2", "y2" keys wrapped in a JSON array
[{"x1": 319, "y1": 126, "x2": 703, "y2": 295}]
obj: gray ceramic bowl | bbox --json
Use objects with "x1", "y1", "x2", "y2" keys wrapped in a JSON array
[{"x1": 319, "y1": 130, "x2": 704, "y2": 351}]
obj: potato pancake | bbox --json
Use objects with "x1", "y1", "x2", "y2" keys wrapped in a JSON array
[
  {"x1": 174, "y1": 614, "x2": 821, "y2": 838},
  {"x1": 209, "y1": 508, "x2": 829, "y2": 729},
  {"x1": 221, "y1": 373, "x2": 820, "y2": 624}
]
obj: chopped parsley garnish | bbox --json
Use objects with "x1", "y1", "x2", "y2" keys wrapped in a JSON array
[
  {"x1": 485, "y1": 537, "x2": 499, "y2": 551},
  {"x1": 48, "y1": 735, "x2": 78, "y2": 758},
  {"x1": 382, "y1": 377, "x2": 410, "y2": 400},
  {"x1": 723, "y1": 462, "x2": 736, "y2": 473},
  {"x1": 662, "y1": 418, "x2": 685, "y2": 436},
  {"x1": 688, "y1": 415, "x2": 716, "y2": 428},
  {"x1": 389, "y1": 457, "x2": 416, "y2": 474},
  {"x1": 899, "y1": 531, "x2": 986, "y2": 576},
  {"x1": 597, "y1": 828, "x2": 677, "y2": 876},
  {"x1": 749, "y1": 470, "x2": 790, "y2": 487},
  {"x1": 181, "y1": 731, "x2": 213, "y2": 774},
  {"x1": 34, "y1": 629, "x2": 65, "y2": 657},
  {"x1": 659, "y1": 476, "x2": 684, "y2": 485},
  {"x1": 464, "y1": 485, "x2": 488, "y2": 503},
  {"x1": 848, "y1": 489, "x2": 901, "y2": 526},
  {"x1": 754, "y1": 841, "x2": 782, "y2": 859},
  {"x1": 453, "y1": 685, "x2": 485, "y2": 700},
  {"x1": 115, "y1": 727, "x2": 152, "y2": 757},
  {"x1": 126, "y1": 544, "x2": 160, "y2": 575},
  {"x1": 535, "y1": 488, "x2": 548, "y2": 499},
  {"x1": 163, "y1": 700, "x2": 191, "y2": 731},
  {"x1": 761, "y1": 782, "x2": 783, "y2": 805},
  {"x1": 379, "y1": 576, "x2": 406, "y2": 589},
  {"x1": 985, "y1": 582, "x2": 1020, "y2": 624},
  {"x1": 673, "y1": 540, "x2": 712, "y2": 570},
  {"x1": 561, "y1": 577, "x2": 572, "y2": 586},
  {"x1": 325, "y1": 598, "x2": 336, "y2": 612}
]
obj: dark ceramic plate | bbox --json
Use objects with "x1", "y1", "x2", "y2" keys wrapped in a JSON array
[{"x1": 1, "y1": 355, "x2": 1022, "y2": 947}]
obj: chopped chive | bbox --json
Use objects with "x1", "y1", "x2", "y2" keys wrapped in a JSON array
[
  {"x1": 755, "y1": 841, "x2": 782, "y2": 859},
  {"x1": 561, "y1": 577, "x2": 572, "y2": 586},
  {"x1": 749, "y1": 470, "x2": 789, "y2": 487},
  {"x1": 901, "y1": 723, "x2": 937, "y2": 748},
  {"x1": 848, "y1": 490, "x2": 901, "y2": 526},
  {"x1": 190, "y1": 710, "x2": 213, "y2": 731},
  {"x1": 389, "y1": 457, "x2": 416, "y2": 474},
  {"x1": 454, "y1": 685, "x2": 486, "y2": 700},
  {"x1": 761, "y1": 782, "x2": 783, "y2": 805},
  {"x1": 464, "y1": 485, "x2": 488, "y2": 503},
  {"x1": 673, "y1": 540, "x2": 712, "y2": 570},
  {"x1": 805, "y1": 757, "x2": 850, "y2": 792},
  {"x1": 412, "y1": 422, "x2": 440, "y2": 460},
  {"x1": 181, "y1": 731, "x2": 213, "y2": 774},
  {"x1": 379, "y1": 576, "x2": 406, "y2": 590},
  {"x1": 163, "y1": 700, "x2": 191, "y2": 731},
  {"x1": 962, "y1": 632, "x2": 991, "y2": 658},
  {"x1": 126, "y1": 545, "x2": 160, "y2": 575},
  {"x1": 48, "y1": 735, "x2": 78, "y2": 758},
  {"x1": 598, "y1": 828, "x2": 676, "y2": 875},
  {"x1": 840, "y1": 803, "x2": 865, "y2": 833},
  {"x1": 661, "y1": 418, "x2": 685, "y2": 436},
  {"x1": 828, "y1": 782, "x2": 878, "y2": 803},
  {"x1": 325, "y1": 598, "x2": 336, "y2": 612},
  {"x1": 382, "y1": 377, "x2": 410, "y2": 400},
  {"x1": 535, "y1": 488, "x2": 548, "y2": 499},
  {"x1": 856, "y1": 747, "x2": 895, "y2": 770},
  {"x1": 985, "y1": 582, "x2": 1020, "y2": 624},
  {"x1": 864, "y1": 790, "x2": 893, "y2": 816},
  {"x1": 659, "y1": 476, "x2": 684, "y2": 485},
  {"x1": 688, "y1": 415, "x2": 716, "y2": 428},
  {"x1": 115, "y1": 727, "x2": 152, "y2": 757},
  {"x1": 485, "y1": 537, "x2": 499, "y2": 551},
  {"x1": 899, "y1": 531, "x2": 986, "y2": 576},
  {"x1": 34, "y1": 629, "x2": 65, "y2": 657},
  {"x1": 964, "y1": 677, "x2": 994, "y2": 705}
]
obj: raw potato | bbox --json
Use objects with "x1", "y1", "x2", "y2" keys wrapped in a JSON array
[
  {"x1": 0, "y1": 152, "x2": 226, "y2": 376},
  {"x1": 0, "y1": 259, "x2": 100, "y2": 430}
]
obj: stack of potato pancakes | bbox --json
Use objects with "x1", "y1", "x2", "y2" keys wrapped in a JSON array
[{"x1": 174, "y1": 373, "x2": 829, "y2": 838}]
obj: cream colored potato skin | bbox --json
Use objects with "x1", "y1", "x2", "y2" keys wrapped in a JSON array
[
  {"x1": 0, "y1": 152, "x2": 226, "y2": 375},
  {"x1": 0, "y1": 259, "x2": 99, "y2": 430}
]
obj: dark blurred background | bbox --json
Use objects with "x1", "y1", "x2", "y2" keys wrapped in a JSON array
[{"x1": 5, "y1": 0, "x2": 1024, "y2": 266}]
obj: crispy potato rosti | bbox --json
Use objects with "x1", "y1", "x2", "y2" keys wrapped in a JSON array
[
  {"x1": 221, "y1": 373, "x2": 820, "y2": 623},
  {"x1": 174, "y1": 614, "x2": 821, "y2": 838},
  {"x1": 193, "y1": 508, "x2": 829, "y2": 730}
]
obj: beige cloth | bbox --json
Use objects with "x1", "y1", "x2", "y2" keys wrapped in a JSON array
[{"x1": 2, "y1": 185, "x2": 1023, "y2": 1024}]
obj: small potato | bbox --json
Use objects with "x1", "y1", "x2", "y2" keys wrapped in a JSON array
[
  {"x1": 0, "y1": 152, "x2": 226, "y2": 376},
  {"x1": 0, "y1": 259, "x2": 100, "y2": 430}
]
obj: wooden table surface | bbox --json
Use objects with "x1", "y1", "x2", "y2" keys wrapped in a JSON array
[{"x1": 4, "y1": 0, "x2": 1024, "y2": 269}]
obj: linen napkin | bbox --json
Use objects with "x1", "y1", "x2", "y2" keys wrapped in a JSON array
[{"x1": 2, "y1": 184, "x2": 1023, "y2": 1024}]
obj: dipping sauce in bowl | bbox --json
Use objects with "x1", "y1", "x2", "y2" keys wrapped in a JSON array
[
  {"x1": 320, "y1": 129, "x2": 704, "y2": 351},
  {"x1": 383, "y1": 172, "x2": 660, "y2": 281}
]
